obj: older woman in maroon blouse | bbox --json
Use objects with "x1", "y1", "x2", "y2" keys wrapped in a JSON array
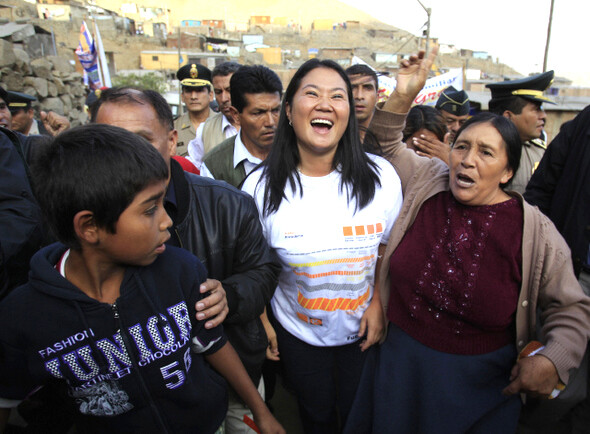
[{"x1": 345, "y1": 50, "x2": 590, "y2": 434}]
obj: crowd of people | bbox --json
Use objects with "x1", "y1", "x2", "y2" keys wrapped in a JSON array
[{"x1": 0, "y1": 46, "x2": 589, "y2": 434}]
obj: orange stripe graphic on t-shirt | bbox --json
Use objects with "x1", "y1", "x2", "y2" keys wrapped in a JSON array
[
  {"x1": 288, "y1": 255, "x2": 374, "y2": 268},
  {"x1": 292, "y1": 269, "x2": 367, "y2": 279},
  {"x1": 297, "y1": 286, "x2": 370, "y2": 312},
  {"x1": 343, "y1": 223, "x2": 383, "y2": 237}
]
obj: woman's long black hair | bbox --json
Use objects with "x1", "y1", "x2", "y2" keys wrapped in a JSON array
[{"x1": 260, "y1": 58, "x2": 381, "y2": 216}]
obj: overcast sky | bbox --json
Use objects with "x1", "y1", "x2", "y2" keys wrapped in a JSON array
[{"x1": 342, "y1": 0, "x2": 590, "y2": 86}]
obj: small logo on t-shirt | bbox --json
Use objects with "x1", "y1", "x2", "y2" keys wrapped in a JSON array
[
  {"x1": 284, "y1": 231, "x2": 304, "y2": 239},
  {"x1": 342, "y1": 223, "x2": 383, "y2": 242},
  {"x1": 297, "y1": 312, "x2": 323, "y2": 326}
]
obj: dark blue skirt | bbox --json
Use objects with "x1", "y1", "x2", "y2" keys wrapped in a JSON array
[{"x1": 345, "y1": 324, "x2": 521, "y2": 434}]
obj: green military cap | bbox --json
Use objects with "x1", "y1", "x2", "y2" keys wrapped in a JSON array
[{"x1": 436, "y1": 86, "x2": 470, "y2": 116}]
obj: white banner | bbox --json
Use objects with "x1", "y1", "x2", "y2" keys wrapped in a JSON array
[{"x1": 93, "y1": 20, "x2": 112, "y2": 88}]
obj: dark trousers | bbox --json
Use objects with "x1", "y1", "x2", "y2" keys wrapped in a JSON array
[{"x1": 272, "y1": 318, "x2": 368, "y2": 434}]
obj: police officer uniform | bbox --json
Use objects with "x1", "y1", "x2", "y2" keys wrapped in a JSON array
[
  {"x1": 487, "y1": 71, "x2": 555, "y2": 194},
  {"x1": 7, "y1": 91, "x2": 49, "y2": 136},
  {"x1": 174, "y1": 64, "x2": 214, "y2": 157}
]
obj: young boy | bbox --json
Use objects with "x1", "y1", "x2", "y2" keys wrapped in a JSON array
[{"x1": 0, "y1": 124, "x2": 284, "y2": 434}]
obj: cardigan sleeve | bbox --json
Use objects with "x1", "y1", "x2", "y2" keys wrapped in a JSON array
[{"x1": 368, "y1": 108, "x2": 430, "y2": 194}]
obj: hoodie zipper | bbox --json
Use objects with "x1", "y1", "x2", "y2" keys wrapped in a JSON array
[
  {"x1": 110, "y1": 302, "x2": 171, "y2": 433},
  {"x1": 174, "y1": 228, "x2": 184, "y2": 249}
]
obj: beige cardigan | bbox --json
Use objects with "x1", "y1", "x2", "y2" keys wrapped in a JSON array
[{"x1": 370, "y1": 108, "x2": 590, "y2": 384}]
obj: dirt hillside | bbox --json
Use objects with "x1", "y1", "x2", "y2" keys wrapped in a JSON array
[{"x1": 94, "y1": 0, "x2": 391, "y2": 30}]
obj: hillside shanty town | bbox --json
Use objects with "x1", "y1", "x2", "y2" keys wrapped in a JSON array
[
  {"x1": 2, "y1": 0, "x2": 590, "y2": 433},
  {"x1": 2, "y1": 0, "x2": 589, "y2": 137}
]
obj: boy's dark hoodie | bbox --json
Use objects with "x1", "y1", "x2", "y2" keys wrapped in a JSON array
[{"x1": 0, "y1": 242, "x2": 228, "y2": 433}]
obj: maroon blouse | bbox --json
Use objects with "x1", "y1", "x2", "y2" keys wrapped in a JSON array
[{"x1": 387, "y1": 191, "x2": 523, "y2": 355}]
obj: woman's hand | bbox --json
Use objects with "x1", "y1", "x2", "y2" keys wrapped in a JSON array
[
  {"x1": 254, "y1": 410, "x2": 286, "y2": 434},
  {"x1": 264, "y1": 324, "x2": 280, "y2": 362},
  {"x1": 413, "y1": 132, "x2": 451, "y2": 164},
  {"x1": 502, "y1": 354, "x2": 560, "y2": 397},
  {"x1": 358, "y1": 298, "x2": 385, "y2": 352},
  {"x1": 383, "y1": 46, "x2": 439, "y2": 114},
  {"x1": 261, "y1": 308, "x2": 280, "y2": 361}
]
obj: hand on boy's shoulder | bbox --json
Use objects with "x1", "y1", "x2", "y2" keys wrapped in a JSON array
[
  {"x1": 156, "y1": 246, "x2": 228, "y2": 328},
  {"x1": 196, "y1": 279, "x2": 228, "y2": 329},
  {"x1": 157, "y1": 246, "x2": 227, "y2": 328}
]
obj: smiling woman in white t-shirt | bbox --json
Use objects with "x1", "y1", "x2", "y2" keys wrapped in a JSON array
[{"x1": 242, "y1": 59, "x2": 402, "y2": 434}]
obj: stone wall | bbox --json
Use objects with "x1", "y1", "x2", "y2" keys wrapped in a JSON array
[
  {"x1": 32, "y1": 19, "x2": 167, "y2": 72},
  {"x1": 0, "y1": 39, "x2": 87, "y2": 126}
]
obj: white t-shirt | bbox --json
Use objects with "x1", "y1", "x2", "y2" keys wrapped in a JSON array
[{"x1": 242, "y1": 154, "x2": 403, "y2": 346}]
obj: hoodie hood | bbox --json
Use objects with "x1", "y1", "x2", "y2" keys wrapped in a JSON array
[
  {"x1": 28, "y1": 242, "x2": 91, "y2": 302},
  {"x1": 28, "y1": 242, "x2": 138, "y2": 304}
]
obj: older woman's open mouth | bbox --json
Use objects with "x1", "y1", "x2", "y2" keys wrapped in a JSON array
[{"x1": 456, "y1": 173, "x2": 475, "y2": 187}]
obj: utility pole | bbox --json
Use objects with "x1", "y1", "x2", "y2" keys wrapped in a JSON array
[
  {"x1": 417, "y1": 0, "x2": 431, "y2": 56},
  {"x1": 543, "y1": 0, "x2": 555, "y2": 72}
]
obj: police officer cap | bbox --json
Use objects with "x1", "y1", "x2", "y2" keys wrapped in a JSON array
[
  {"x1": 436, "y1": 86, "x2": 470, "y2": 116},
  {"x1": 7, "y1": 91, "x2": 36, "y2": 112},
  {"x1": 177, "y1": 63, "x2": 212, "y2": 88},
  {"x1": 0, "y1": 86, "x2": 7, "y2": 103},
  {"x1": 486, "y1": 70, "x2": 555, "y2": 104}
]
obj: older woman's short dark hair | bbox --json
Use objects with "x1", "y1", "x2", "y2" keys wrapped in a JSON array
[{"x1": 453, "y1": 112, "x2": 522, "y2": 187}]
